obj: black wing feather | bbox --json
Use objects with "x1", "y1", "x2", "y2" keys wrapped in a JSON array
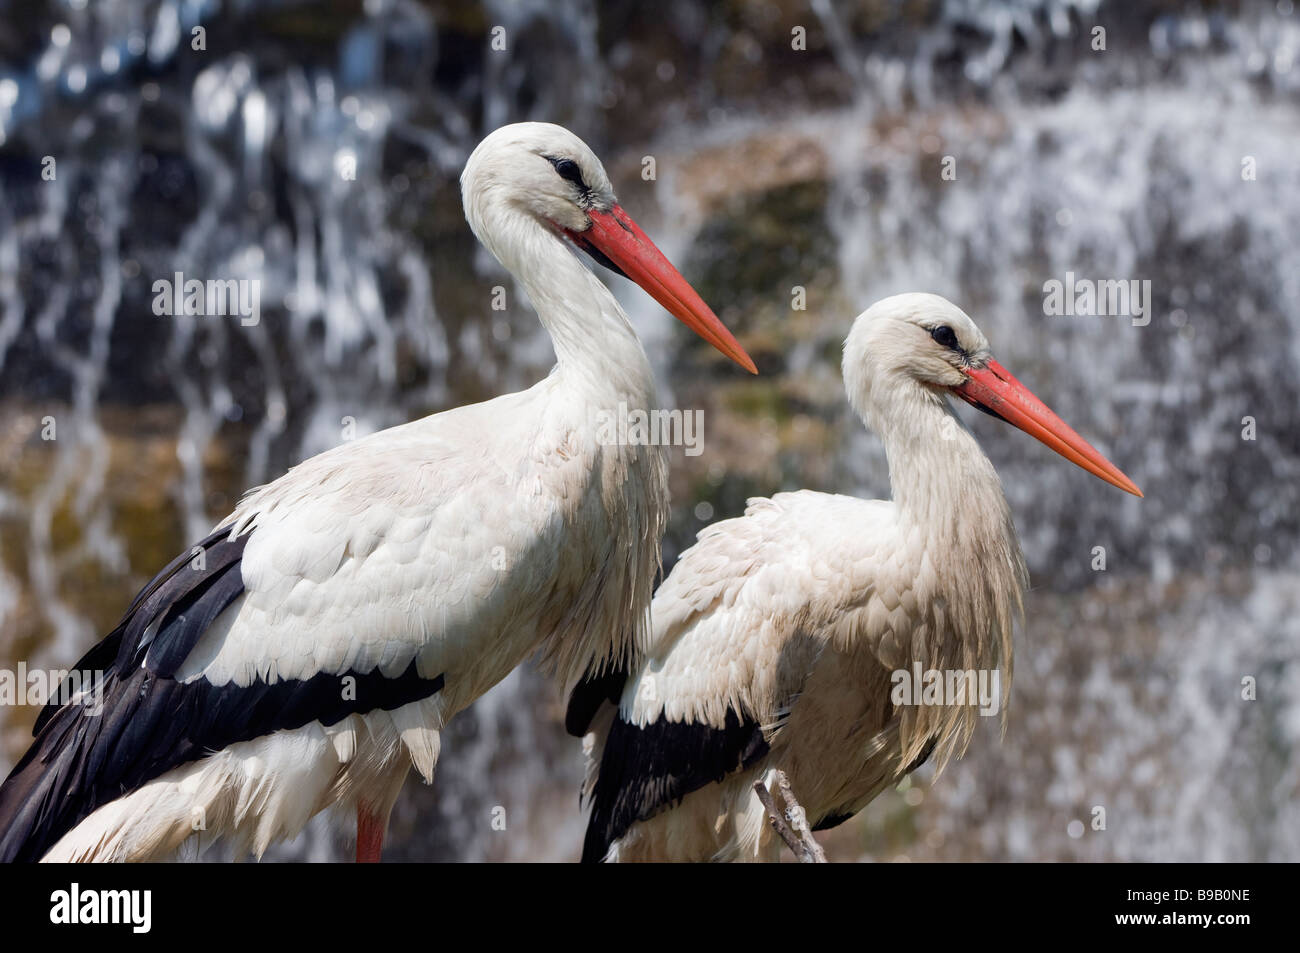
[
  {"x1": 580, "y1": 706, "x2": 769, "y2": 863},
  {"x1": 564, "y1": 668, "x2": 628, "y2": 738},
  {"x1": 26, "y1": 526, "x2": 235, "y2": 737},
  {"x1": 0, "y1": 525, "x2": 445, "y2": 862}
]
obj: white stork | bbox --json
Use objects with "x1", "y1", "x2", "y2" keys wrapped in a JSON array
[
  {"x1": 0, "y1": 122, "x2": 754, "y2": 862},
  {"x1": 568, "y1": 293, "x2": 1140, "y2": 862}
]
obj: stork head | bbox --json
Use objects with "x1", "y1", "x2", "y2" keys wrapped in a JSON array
[
  {"x1": 461, "y1": 122, "x2": 756, "y2": 373},
  {"x1": 844, "y1": 293, "x2": 1142, "y2": 497}
]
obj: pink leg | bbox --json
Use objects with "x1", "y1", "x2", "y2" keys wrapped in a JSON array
[{"x1": 356, "y1": 806, "x2": 385, "y2": 863}]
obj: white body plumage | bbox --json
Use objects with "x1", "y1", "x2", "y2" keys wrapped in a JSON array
[{"x1": 45, "y1": 370, "x2": 665, "y2": 861}]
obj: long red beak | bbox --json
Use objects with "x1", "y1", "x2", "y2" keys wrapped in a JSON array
[
  {"x1": 567, "y1": 205, "x2": 757, "y2": 374},
  {"x1": 953, "y1": 359, "x2": 1143, "y2": 497}
]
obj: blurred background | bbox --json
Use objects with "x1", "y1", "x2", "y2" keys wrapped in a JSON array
[{"x1": 0, "y1": 0, "x2": 1297, "y2": 861}]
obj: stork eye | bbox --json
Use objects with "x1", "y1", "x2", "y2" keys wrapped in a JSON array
[
  {"x1": 546, "y1": 156, "x2": 587, "y2": 189},
  {"x1": 930, "y1": 325, "x2": 960, "y2": 350}
]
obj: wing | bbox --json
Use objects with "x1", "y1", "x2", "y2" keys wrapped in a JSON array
[
  {"x1": 634, "y1": 491, "x2": 900, "y2": 727},
  {"x1": 577, "y1": 490, "x2": 900, "y2": 861},
  {"x1": 0, "y1": 389, "x2": 560, "y2": 862}
]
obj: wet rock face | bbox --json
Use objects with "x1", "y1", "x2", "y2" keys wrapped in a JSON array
[{"x1": 1, "y1": 0, "x2": 1298, "y2": 860}]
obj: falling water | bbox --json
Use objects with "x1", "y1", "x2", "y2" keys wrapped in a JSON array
[{"x1": 0, "y1": 0, "x2": 1296, "y2": 860}]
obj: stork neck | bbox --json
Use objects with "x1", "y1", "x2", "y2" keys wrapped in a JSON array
[
  {"x1": 482, "y1": 208, "x2": 655, "y2": 405},
  {"x1": 860, "y1": 376, "x2": 1027, "y2": 776},
  {"x1": 865, "y1": 379, "x2": 1013, "y2": 539}
]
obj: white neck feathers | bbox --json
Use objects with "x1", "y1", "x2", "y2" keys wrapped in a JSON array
[
  {"x1": 464, "y1": 190, "x2": 654, "y2": 404},
  {"x1": 847, "y1": 354, "x2": 1029, "y2": 772}
]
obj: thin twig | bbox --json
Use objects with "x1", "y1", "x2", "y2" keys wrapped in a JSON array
[
  {"x1": 776, "y1": 771, "x2": 827, "y2": 863},
  {"x1": 752, "y1": 778, "x2": 803, "y2": 857},
  {"x1": 753, "y1": 769, "x2": 828, "y2": 863}
]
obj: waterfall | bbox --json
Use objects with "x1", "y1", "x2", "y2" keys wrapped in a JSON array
[{"x1": 1, "y1": 0, "x2": 1296, "y2": 860}]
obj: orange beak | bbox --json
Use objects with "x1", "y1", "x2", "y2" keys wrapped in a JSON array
[
  {"x1": 567, "y1": 205, "x2": 757, "y2": 374},
  {"x1": 953, "y1": 359, "x2": 1143, "y2": 497}
]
